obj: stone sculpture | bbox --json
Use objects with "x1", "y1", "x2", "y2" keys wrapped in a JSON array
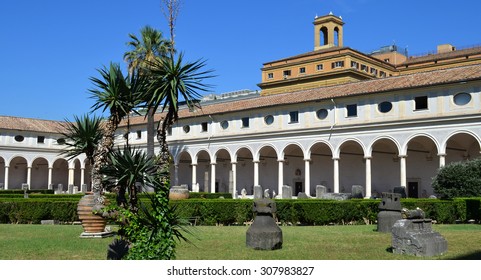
[
  {"x1": 377, "y1": 192, "x2": 402, "y2": 233},
  {"x1": 391, "y1": 207, "x2": 447, "y2": 257},
  {"x1": 246, "y1": 199, "x2": 283, "y2": 250}
]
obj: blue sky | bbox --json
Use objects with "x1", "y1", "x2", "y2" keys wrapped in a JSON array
[{"x1": 1, "y1": 0, "x2": 480, "y2": 121}]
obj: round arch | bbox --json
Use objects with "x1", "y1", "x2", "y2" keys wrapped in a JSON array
[
  {"x1": 370, "y1": 137, "x2": 401, "y2": 197},
  {"x1": 8, "y1": 156, "x2": 28, "y2": 189},
  {"x1": 235, "y1": 147, "x2": 254, "y2": 195},
  {"x1": 31, "y1": 157, "x2": 49, "y2": 189},
  {"x1": 337, "y1": 139, "x2": 366, "y2": 194},
  {"x1": 404, "y1": 134, "x2": 440, "y2": 198},
  {"x1": 443, "y1": 131, "x2": 481, "y2": 164}
]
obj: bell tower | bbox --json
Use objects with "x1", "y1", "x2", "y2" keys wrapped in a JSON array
[{"x1": 314, "y1": 12, "x2": 344, "y2": 50}]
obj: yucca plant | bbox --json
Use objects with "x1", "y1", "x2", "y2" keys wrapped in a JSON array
[{"x1": 59, "y1": 114, "x2": 103, "y2": 166}]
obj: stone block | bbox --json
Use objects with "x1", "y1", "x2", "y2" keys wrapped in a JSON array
[
  {"x1": 246, "y1": 199, "x2": 283, "y2": 250},
  {"x1": 281, "y1": 185, "x2": 292, "y2": 199},
  {"x1": 253, "y1": 185, "x2": 263, "y2": 199},
  {"x1": 393, "y1": 186, "x2": 407, "y2": 198},
  {"x1": 378, "y1": 192, "x2": 402, "y2": 211},
  {"x1": 81, "y1": 184, "x2": 88, "y2": 193},
  {"x1": 315, "y1": 185, "x2": 327, "y2": 198},
  {"x1": 351, "y1": 185, "x2": 364, "y2": 198},
  {"x1": 392, "y1": 219, "x2": 447, "y2": 257},
  {"x1": 297, "y1": 192, "x2": 309, "y2": 199}
]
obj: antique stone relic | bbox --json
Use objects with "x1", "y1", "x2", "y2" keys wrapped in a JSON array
[{"x1": 246, "y1": 199, "x2": 283, "y2": 250}]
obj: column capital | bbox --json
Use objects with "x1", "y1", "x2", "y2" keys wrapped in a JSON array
[
  {"x1": 398, "y1": 155, "x2": 407, "y2": 159},
  {"x1": 231, "y1": 161, "x2": 238, "y2": 165},
  {"x1": 304, "y1": 158, "x2": 312, "y2": 162},
  {"x1": 437, "y1": 153, "x2": 447, "y2": 157},
  {"x1": 191, "y1": 163, "x2": 197, "y2": 166},
  {"x1": 332, "y1": 157, "x2": 340, "y2": 161},
  {"x1": 364, "y1": 156, "x2": 372, "y2": 160}
]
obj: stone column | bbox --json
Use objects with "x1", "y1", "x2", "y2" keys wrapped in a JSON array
[
  {"x1": 191, "y1": 163, "x2": 197, "y2": 191},
  {"x1": 68, "y1": 167, "x2": 75, "y2": 186},
  {"x1": 304, "y1": 159, "x2": 311, "y2": 196},
  {"x1": 438, "y1": 153, "x2": 446, "y2": 168},
  {"x1": 231, "y1": 162, "x2": 237, "y2": 195},
  {"x1": 365, "y1": 156, "x2": 372, "y2": 198},
  {"x1": 278, "y1": 160, "x2": 284, "y2": 196},
  {"x1": 4, "y1": 166, "x2": 9, "y2": 190},
  {"x1": 47, "y1": 167, "x2": 53, "y2": 187},
  {"x1": 399, "y1": 155, "x2": 407, "y2": 188},
  {"x1": 210, "y1": 163, "x2": 216, "y2": 193},
  {"x1": 333, "y1": 157, "x2": 340, "y2": 193},
  {"x1": 27, "y1": 166, "x2": 32, "y2": 189},
  {"x1": 80, "y1": 167, "x2": 85, "y2": 186},
  {"x1": 253, "y1": 160, "x2": 259, "y2": 187},
  {"x1": 174, "y1": 164, "x2": 179, "y2": 186}
]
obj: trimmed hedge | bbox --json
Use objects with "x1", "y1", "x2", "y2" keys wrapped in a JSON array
[
  {"x1": 0, "y1": 189, "x2": 55, "y2": 195},
  {"x1": 1, "y1": 197, "x2": 480, "y2": 225}
]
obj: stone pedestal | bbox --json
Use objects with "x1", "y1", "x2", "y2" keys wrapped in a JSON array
[
  {"x1": 351, "y1": 185, "x2": 364, "y2": 198},
  {"x1": 281, "y1": 185, "x2": 292, "y2": 199},
  {"x1": 169, "y1": 185, "x2": 190, "y2": 200},
  {"x1": 246, "y1": 199, "x2": 282, "y2": 250},
  {"x1": 253, "y1": 185, "x2": 263, "y2": 199},
  {"x1": 392, "y1": 219, "x2": 447, "y2": 257},
  {"x1": 377, "y1": 192, "x2": 402, "y2": 233},
  {"x1": 316, "y1": 185, "x2": 327, "y2": 198}
]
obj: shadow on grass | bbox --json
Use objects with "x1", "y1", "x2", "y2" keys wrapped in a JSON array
[{"x1": 450, "y1": 251, "x2": 481, "y2": 260}]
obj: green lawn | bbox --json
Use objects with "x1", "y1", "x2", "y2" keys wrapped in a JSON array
[{"x1": 0, "y1": 224, "x2": 480, "y2": 260}]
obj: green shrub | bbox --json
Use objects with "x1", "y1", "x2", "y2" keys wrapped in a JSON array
[
  {"x1": 432, "y1": 158, "x2": 481, "y2": 199},
  {"x1": 1, "y1": 196, "x2": 479, "y2": 225},
  {"x1": 188, "y1": 192, "x2": 232, "y2": 199}
]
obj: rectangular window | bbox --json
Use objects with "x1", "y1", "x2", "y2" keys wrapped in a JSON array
[
  {"x1": 283, "y1": 70, "x2": 291, "y2": 78},
  {"x1": 370, "y1": 68, "x2": 378, "y2": 76},
  {"x1": 136, "y1": 130, "x2": 142, "y2": 139},
  {"x1": 316, "y1": 64, "x2": 323, "y2": 71},
  {"x1": 267, "y1": 73, "x2": 274, "y2": 79},
  {"x1": 346, "y1": 104, "x2": 357, "y2": 117},
  {"x1": 351, "y1": 61, "x2": 359, "y2": 69},
  {"x1": 241, "y1": 117, "x2": 249, "y2": 128},
  {"x1": 414, "y1": 96, "x2": 428, "y2": 110},
  {"x1": 201, "y1": 122, "x2": 208, "y2": 132},
  {"x1": 331, "y1": 61, "x2": 344, "y2": 69},
  {"x1": 37, "y1": 136, "x2": 45, "y2": 144},
  {"x1": 289, "y1": 111, "x2": 299, "y2": 123},
  {"x1": 299, "y1": 67, "x2": 306, "y2": 74},
  {"x1": 380, "y1": 71, "x2": 386, "y2": 78},
  {"x1": 361, "y1": 64, "x2": 369, "y2": 72},
  {"x1": 167, "y1": 127, "x2": 172, "y2": 136}
]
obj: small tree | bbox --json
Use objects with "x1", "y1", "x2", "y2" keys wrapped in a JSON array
[{"x1": 432, "y1": 158, "x2": 481, "y2": 199}]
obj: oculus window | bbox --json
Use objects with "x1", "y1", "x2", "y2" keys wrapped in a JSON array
[
  {"x1": 316, "y1": 109, "x2": 328, "y2": 120},
  {"x1": 183, "y1": 125, "x2": 190, "y2": 133},
  {"x1": 264, "y1": 115, "x2": 274, "y2": 125},
  {"x1": 220, "y1": 120, "x2": 229, "y2": 130},
  {"x1": 378, "y1": 101, "x2": 393, "y2": 113},
  {"x1": 453, "y1": 92, "x2": 471, "y2": 106}
]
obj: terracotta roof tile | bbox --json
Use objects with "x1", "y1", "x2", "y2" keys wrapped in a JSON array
[
  {"x1": 402, "y1": 46, "x2": 481, "y2": 65},
  {"x1": 170, "y1": 63, "x2": 481, "y2": 120},
  {"x1": 0, "y1": 116, "x2": 66, "y2": 133}
]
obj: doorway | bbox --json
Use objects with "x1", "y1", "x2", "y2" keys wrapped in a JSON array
[{"x1": 407, "y1": 181, "x2": 419, "y2": 198}]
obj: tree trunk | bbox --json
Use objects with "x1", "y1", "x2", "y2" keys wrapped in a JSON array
[
  {"x1": 147, "y1": 108, "x2": 155, "y2": 157},
  {"x1": 91, "y1": 117, "x2": 118, "y2": 200},
  {"x1": 156, "y1": 118, "x2": 172, "y2": 186}
]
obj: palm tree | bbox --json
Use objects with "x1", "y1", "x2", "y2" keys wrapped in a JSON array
[
  {"x1": 59, "y1": 114, "x2": 103, "y2": 166},
  {"x1": 124, "y1": 26, "x2": 173, "y2": 158},
  {"x1": 145, "y1": 53, "x2": 213, "y2": 181},
  {"x1": 101, "y1": 146, "x2": 157, "y2": 212},
  {"x1": 89, "y1": 62, "x2": 146, "y2": 196}
]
